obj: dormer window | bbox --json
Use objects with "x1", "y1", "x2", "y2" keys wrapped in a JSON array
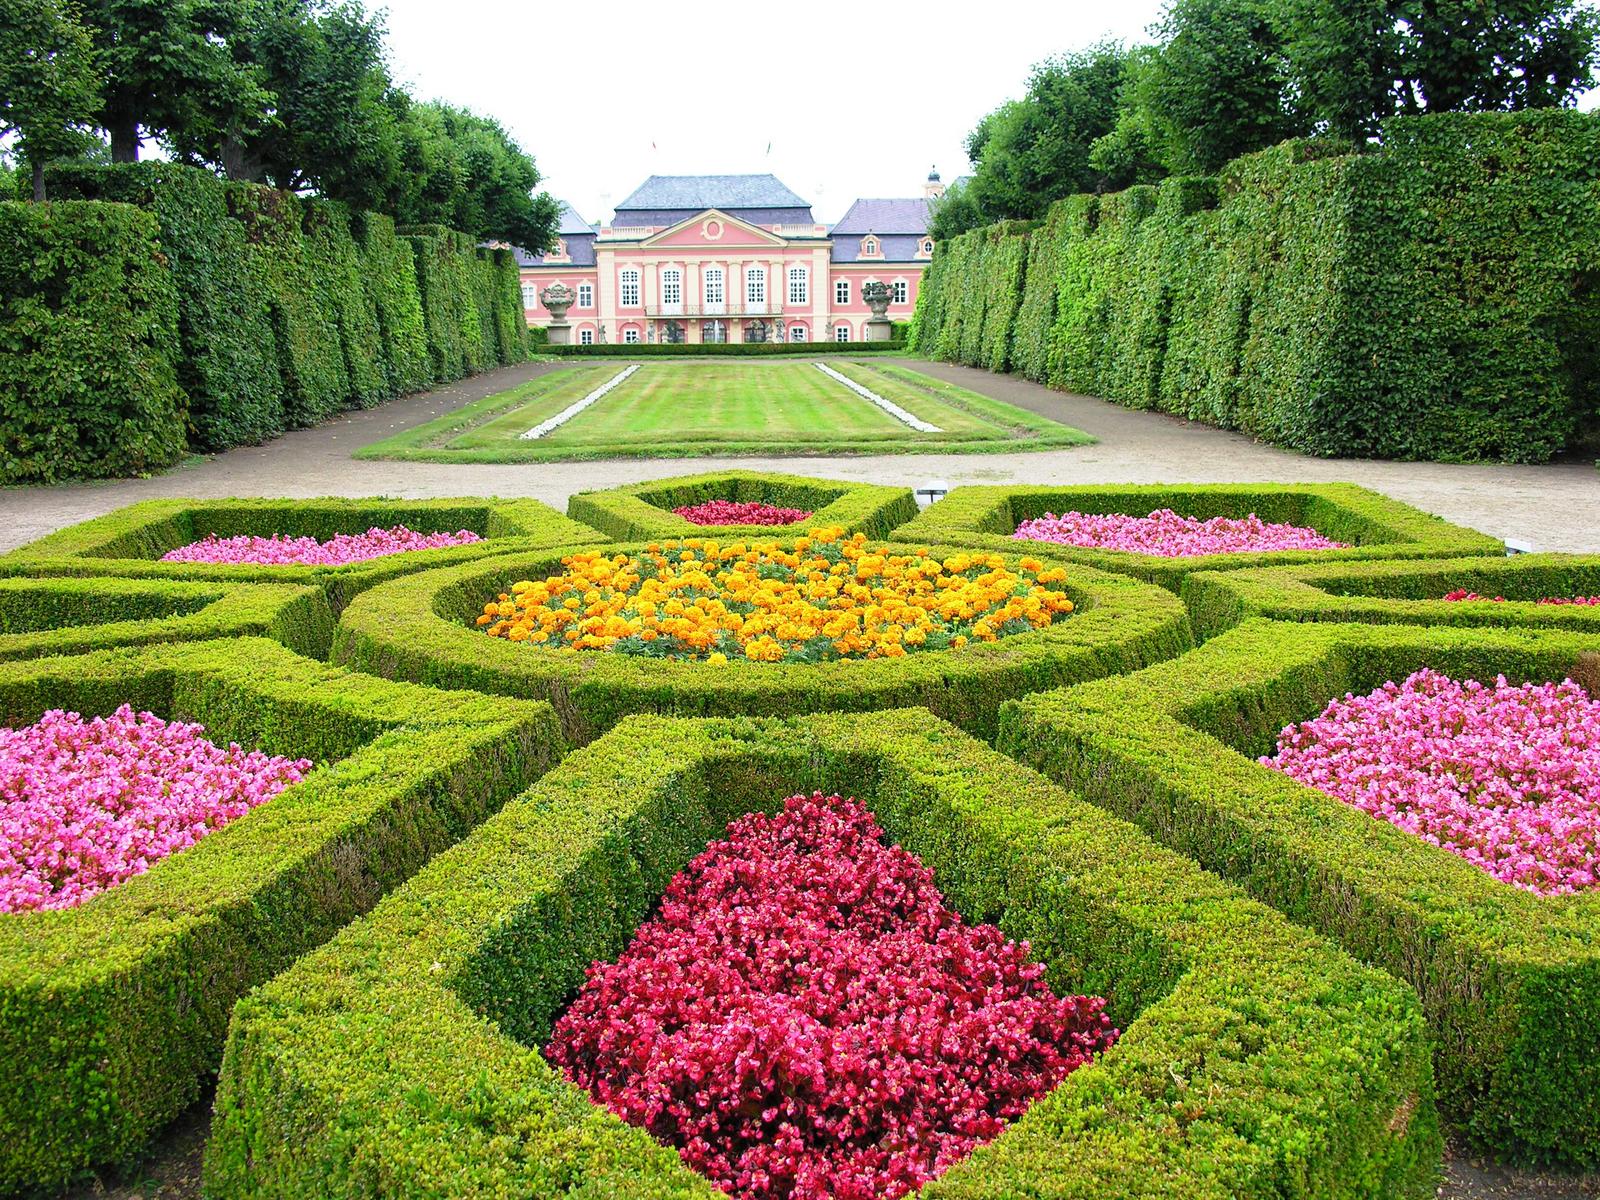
[
  {"x1": 861, "y1": 235, "x2": 879, "y2": 257},
  {"x1": 921, "y1": 238, "x2": 934, "y2": 255}
]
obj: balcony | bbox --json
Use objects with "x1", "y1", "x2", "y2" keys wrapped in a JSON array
[{"x1": 641, "y1": 297, "x2": 790, "y2": 319}]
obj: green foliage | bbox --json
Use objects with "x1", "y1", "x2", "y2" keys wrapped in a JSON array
[
  {"x1": 0, "y1": 0, "x2": 100, "y2": 201},
  {"x1": 565, "y1": 471, "x2": 917, "y2": 541},
  {"x1": 0, "y1": 496, "x2": 602, "y2": 612},
  {"x1": 1181, "y1": 553, "x2": 1600, "y2": 640},
  {"x1": 920, "y1": 112, "x2": 1600, "y2": 462},
  {"x1": 0, "y1": 636, "x2": 566, "y2": 1194},
  {"x1": 351, "y1": 208, "x2": 430, "y2": 395},
  {"x1": 894, "y1": 483, "x2": 1503, "y2": 591},
  {"x1": 999, "y1": 617, "x2": 1600, "y2": 1161},
  {"x1": 927, "y1": 178, "x2": 984, "y2": 241},
  {"x1": 203, "y1": 709, "x2": 1439, "y2": 1198},
  {"x1": 330, "y1": 540, "x2": 1191, "y2": 745},
  {"x1": 0, "y1": 198, "x2": 186, "y2": 481}
]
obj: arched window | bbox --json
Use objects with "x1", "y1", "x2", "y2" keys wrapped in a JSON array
[
  {"x1": 862, "y1": 236, "x2": 879, "y2": 257},
  {"x1": 623, "y1": 327, "x2": 641, "y2": 344},
  {"x1": 834, "y1": 324, "x2": 850, "y2": 342},
  {"x1": 789, "y1": 324, "x2": 808, "y2": 342},
  {"x1": 579, "y1": 328, "x2": 594, "y2": 345},
  {"x1": 620, "y1": 268, "x2": 641, "y2": 307},
  {"x1": 787, "y1": 265, "x2": 808, "y2": 305},
  {"x1": 745, "y1": 266, "x2": 766, "y2": 309}
]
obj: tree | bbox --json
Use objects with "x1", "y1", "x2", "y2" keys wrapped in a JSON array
[
  {"x1": 928, "y1": 180, "x2": 985, "y2": 240},
  {"x1": 0, "y1": 0, "x2": 100, "y2": 199}
]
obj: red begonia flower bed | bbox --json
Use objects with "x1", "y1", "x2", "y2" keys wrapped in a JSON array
[
  {"x1": 160, "y1": 525, "x2": 481, "y2": 566},
  {"x1": 1013, "y1": 508, "x2": 1347, "y2": 556},
  {"x1": 1444, "y1": 590, "x2": 1600, "y2": 606},
  {"x1": 672, "y1": 500, "x2": 813, "y2": 527},
  {"x1": 546, "y1": 791, "x2": 1117, "y2": 1200}
]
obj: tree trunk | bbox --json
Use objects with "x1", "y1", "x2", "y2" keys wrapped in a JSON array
[
  {"x1": 33, "y1": 161, "x2": 46, "y2": 202},
  {"x1": 109, "y1": 116, "x2": 140, "y2": 163}
]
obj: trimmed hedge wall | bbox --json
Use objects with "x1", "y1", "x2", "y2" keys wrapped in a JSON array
[
  {"x1": 31, "y1": 163, "x2": 527, "y2": 470},
  {"x1": 1183, "y1": 553, "x2": 1600, "y2": 641},
  {"x1": 0, "y1": 496, "x2": 604, "y2": 613},
  {"x1": 0, "y1": 200, "x2": 187, "y2": 483},
  {"x1": 914, "y1": 112, "x2": 1600, "y2": 463},
  {"x1": 892, "y1": 483, "x2": 1502, "y2": 592},
  {"x1": 0, "y1": 575, "x2": 334, "y2": 661},
  {"x1": 545, "y1": 341, "x2": 907, "y2": 356},
  {"x1": 0, "y1": 637, "x2": 567, "y2": 1194},
  {"x1": 204, "y1": 709, "x2": 1439, "y2": 1199},
  {"x1": 566, "y1": 470, "x2": 918, "y2": 541},
  {"x1": 998, "y1": 618, "x2": 1600, "y2": 1162},
  {"x1": 331, "y1": 540, "x2": 1192, "y2": 745}
]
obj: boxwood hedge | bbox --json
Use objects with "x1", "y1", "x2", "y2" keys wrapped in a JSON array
[
  {"x1": 204, "y1": 709, "x2": 1440, "y2": 1199},
  {"x1": 565, "y1": 470, "x2": 918, "y2": 541},
  {"x1": 330, "y1": 540, "x2": 1192, "y2": 744},
  {"x1": 892, "y1": 483, "x2": 1501, "y2": 592},
  {"x1": 0, "y1": 575, "x2": 334, "y2": 661},
  {"x1": 0, "y1": 637, "x2": 566, "y2": 1194},
  {"x1": 1183, "y1": 554, "x2": 1600, "y2": 641},
  {"x1": 997, "y1": 618, "x2": 1600, "y2": 1162},
  {"x1": 0, "y1": 496, "x2": 604, "y2": 612}
]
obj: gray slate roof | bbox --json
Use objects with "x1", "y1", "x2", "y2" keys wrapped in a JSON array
[
  {"x1": 614, "y1": 174, "x2": 810, "y2": 214},
  {"x1": 831, "y1": 198, "x2": 931, "y2": 236},
  {"x1": 832, "y1": 233, "x2": 929, "y2": 264},
  {"x1": 515, "y1": 200, "x2": 597, "y2": 267},
  {"x1": 556, "y1": 201, "x2": 595, "y2": 236}
]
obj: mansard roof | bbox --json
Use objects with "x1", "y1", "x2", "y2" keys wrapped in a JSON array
[
  {"x1": 831, "y1": 197, "x2": 931, "y2": 236},
  {"x1": 513, "y1": 200, "x2": 597, "y2": 267},
  {"x1": 555, "y1": 201, "x2": 596, "y2": 236},
  {"x1": 614, "y1": 173, "x2": 811, "y2": 213}
]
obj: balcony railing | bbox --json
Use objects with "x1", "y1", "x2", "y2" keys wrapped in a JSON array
[{"x1": 641, "y1": 297, "x2": 792, "y2": 319}]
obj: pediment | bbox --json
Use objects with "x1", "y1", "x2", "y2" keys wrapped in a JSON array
[{"x1": 642, "y1": 209, "x2": 789, "y2": 248}]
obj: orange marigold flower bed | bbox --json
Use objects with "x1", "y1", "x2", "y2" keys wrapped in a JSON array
[{"x1": 475, "y1": 528, "x2": 1076, "y2": 663}]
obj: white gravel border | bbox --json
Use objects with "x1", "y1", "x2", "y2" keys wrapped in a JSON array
[
  {"x1": 814, "y1": 362, "x2": 943, "y2": 433},
  {"x1": 519, "y1": 364, "x2": 640, "y2": 440}
]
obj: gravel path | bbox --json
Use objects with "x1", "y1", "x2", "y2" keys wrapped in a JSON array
[{"x1": 2, "y1": 358, "x2": 1596, "y2": 552}]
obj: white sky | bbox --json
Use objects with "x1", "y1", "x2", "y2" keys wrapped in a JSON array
[{"x1": 377, "y1": 0, "x2": 1168, "y2": 224}]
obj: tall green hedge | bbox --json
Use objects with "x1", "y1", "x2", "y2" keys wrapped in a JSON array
[
  {"x1": 0, "y1": 200, "x2": 187, "y2": 482},
  {"x1": 352, "y1": 211, "x2": 431, "y2": 395},
  {"x1": 917, "y1": 111, "x2": 1600, "y2": 463}
]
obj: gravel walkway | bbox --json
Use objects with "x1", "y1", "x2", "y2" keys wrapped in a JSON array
[{"x1": 2, "y1": 358, "x2": 1596, "y2": 552}]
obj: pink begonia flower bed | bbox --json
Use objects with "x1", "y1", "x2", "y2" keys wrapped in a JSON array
[
  {"x1": 1262, "y1": 669, "x2": 1600, "y2": 895},
  {"x1": 1013, "y1": 508, "x2": 1347, "y2": 557},
  {"x1": 1444, "y1": 590, "x2": 1600, "y2": 606},
  {"x1": 0, "y1": 706, "x2": 311, "y2": 912},
  {"x1": 672, "y1": 500, "x2": 813, "y2": 527},
  {"x1": 160, "y1": 525, "x2": 481, "y2": 566},
  {"x1": 546, "y1": 791, "x2": 1117, "y2": 1200}
]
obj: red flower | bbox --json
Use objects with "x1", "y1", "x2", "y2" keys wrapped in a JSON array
[{"x1": 674, "y1": 501, "x2": 813, "y2": 527}]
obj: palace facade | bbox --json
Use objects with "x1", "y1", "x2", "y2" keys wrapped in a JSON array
[{"x1": 516, "y1": 172, "x2": 943, "y2": 345}]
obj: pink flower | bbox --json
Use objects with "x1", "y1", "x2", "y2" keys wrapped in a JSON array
[
  {"x1": 1444, "y1": 590, "x2": 1600, "y2": 606},
  {"x1": 0, "y1": 706, "x2": 310, "y2": 912},
  {"x1": 160, "y1": 525, "x2": 481, "y2": 566},
  {"x1": 1013, "y1": 509, "x2": 1346, "y2": 557},
  {"x1": 1263, "y1": 670, "x2": 1600, "y2": 895},
  {"x1": 546, "y1": 792, "x2": 1117, "y2": 1200},
  {"x1": 673, "y1": 501, "x2": 813, "y2": 527}
]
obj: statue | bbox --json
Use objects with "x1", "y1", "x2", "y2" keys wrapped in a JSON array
[
  {"x1": 540, "y1": 283, "x2": 576, "y2": 345},
  {"x1": 861, "y1": 280, "x2": 895, "y2": 342}
]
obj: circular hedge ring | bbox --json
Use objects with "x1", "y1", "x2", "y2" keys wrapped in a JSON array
[{"x1": 333, "y1": 539, "x2": 1192, "y2": 744}]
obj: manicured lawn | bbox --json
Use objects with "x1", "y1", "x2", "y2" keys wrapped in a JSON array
[{"x1": 357, "y1": 359, "x2": 1092, "y2": 463}]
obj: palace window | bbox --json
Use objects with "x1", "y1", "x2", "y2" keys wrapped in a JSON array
[
  {"x1": 662, "y1": 268, "x2": 682, "y2": 306},
  {"x1": 835, "y1": 279, "x2": 849, "y2": 306},
  {"x1": 787, "y1": 266, "x2": 808, "y2": 305},
  {"x1": 623, "y1": 327, "x2": 640, "y2": 344},
  {"x1": 521, "y1": 284, "x2": 538, "y2": 309},
  {"x1": 789, "y1": 324, "x2": 808, "y2": 342},
  {"x1": 620, "y1": 268, "x2": 640, "y2": 307},
  {"x1": 704, "y1": 320, "x2": 727, "y2": 343},
  {"x1": 834, "y1": 324, "x2": 850, "y2": 342},
  {"x1": 892, "y1": 281, "x2": 908, "y2": 305},
  {"x1": 704, "y1": 267, "x2": 724, "y2": 306},
  {"x1": 577, "y1": 283, "x2": 593, "y2": 308},
  {"x1": 921, "y1": 238, "x2": 934, "y2": 254},
  {"x1": 862, "y1": 236, "x2": 879, "y2": 256},
  {"x1": 746, "y1": 267, "x2": 766, "y2": 308},
  {"x1": 579, "y1": 328, "x2": 593, "y2": 345}
]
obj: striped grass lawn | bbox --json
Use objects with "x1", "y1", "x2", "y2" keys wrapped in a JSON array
[{"x1": 357, "y1": 360, "x2": 1092, "y2": 463}]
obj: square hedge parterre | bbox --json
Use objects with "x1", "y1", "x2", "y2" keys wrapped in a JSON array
[
  {"x1": 0, "y1": 496, "x2": 606, "y2": 612},
  {"x1": 0, "y1": 637, "x2": 566, "y2": 1195},
  {"x1": 566, "y1": 470, "x2": 918, "y2": 541},
  {"x1": 1182, "y1": 553, "x2": 1600, "y2": 641},
  {"x1": 892, "y1": 483, "x2": 1502, "y2": 591},
  {"x1": 204, "y1": 709, "x2": 1440, "y2": 1200},
  {"x1": 998, "y1": 617, "x2": 1600, "y2": 1163}
]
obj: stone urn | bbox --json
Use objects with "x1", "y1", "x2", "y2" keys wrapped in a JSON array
[
  {"x1": 540, "y1": 282, "x2": 576, "y2": 344},
  {"x1": 861, "y1": 280, "x2": 895, "y2": 342}
]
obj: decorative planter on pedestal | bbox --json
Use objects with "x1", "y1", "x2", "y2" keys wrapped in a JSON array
[
  {"x1": 540, "y1": 283, "x2": 575, "y2": 345},
  {"x1": 861, "y1": 280, "x2": 895, "y2": 342}
]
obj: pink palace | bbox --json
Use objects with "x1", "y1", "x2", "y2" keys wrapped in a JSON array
[{"x1": 516, "y1": 171, "x2": 945, "y2": 345}]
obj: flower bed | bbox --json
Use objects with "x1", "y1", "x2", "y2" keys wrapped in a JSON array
[
  {"x1": 673, "y1": 500, "x2": 811, "y2": 527},
  {"x1": 477, "y1": 532, "x2": 1074, "y2": 662},
  {"x1": 1, "y1": 705, "x2": 310, "y2": 912},
  {"x1": 160, "y1": 525, "x2": 481, "y2": 566},
  {"x1": 1263, "y1": 670, "x2": 1600, "y2": 895},
  {"x1": 206, "y1": 710, "x2": 1439, "y2": 1200},
  {"x1": 998, "y1": 618, "x2": 1600, "y2": 1160},
  {"x1": 1181, "y1": 555, "x2": 1600, "y2": 641},
  {"x1": 1445, "y1": 590, "x2": 1600, "y2": 606},
  {"x1": 548, "y1": 791, "x2": 1115, "y2": 1200},
  {"x1": 1014, "y1": 508, "x2": 1346, "y2": 556},
  {"x1": 893, "y1": 483, "x2": 1501, "y2": 591}
]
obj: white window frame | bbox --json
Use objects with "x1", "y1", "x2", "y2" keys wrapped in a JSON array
[
  {"x1": 862, "y1": 236, "x2": 879, "y2": 256},
  {"x1": 834, "y1": 323, "x2": 850, "y2": 342},
  {"x1": 704, "y1": 267, "x2": 724, "y2": 309},
  {"x1": 745, "y1": 266, "x2": 766, "y2": 309},
  {"x1": 787, "y1": 265, "x2": 808, "y2": 305},
  {"x1": 579, "y1": 328, "x2": 594, "y2": 345},
  {"x1": 521, "y1": 283, "x2": 538, "y2": 309},
  {"x1": 623, "y1": 327, "x2": 640, "y2": 344},
  {"x1": 619, "y1": 268, "x2": 641, "y2": 308},
  {"x1": 577, "y1": 282, "x2": 593, "y2": 308},
  {"x1": 834, "y1": 279, "x2": 849, "y2": 306},
  {"x1": 789, "y1": 324, "x2": 808, "y2": 343},
  {"x1": 892, "y1": 280, "x2": 908, "y2": 305},
  {"x1": 661, "y1": 267, "x2": 682, "y2": 310}
]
